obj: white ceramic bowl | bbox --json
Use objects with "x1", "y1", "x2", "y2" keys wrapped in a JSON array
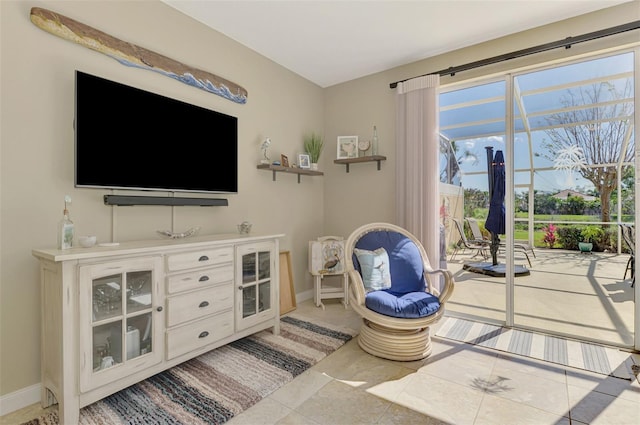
[{"x1": 78, "y1": 235, "x2": 97, "y2": 248}]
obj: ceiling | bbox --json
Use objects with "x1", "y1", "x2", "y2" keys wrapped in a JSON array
[{"x1": 161, "y1": 1, "x2": 632, "y2": 88}]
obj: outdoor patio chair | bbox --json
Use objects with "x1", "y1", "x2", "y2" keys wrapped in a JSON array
[
  {"x1": 345, "y1": 222, "x2": 455, "y2": 361},
  {"x1": 620, "y1": 224, "x2": 635, "y2": 287},
  {"x1": 450, "y1": 217, "x2": 490, "y2": 261},
  {"x1": 466, "y1": 217, "x2": 534, "y2": 267}
]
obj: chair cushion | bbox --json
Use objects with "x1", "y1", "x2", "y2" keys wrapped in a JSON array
[
  {"x1": 354, "y1": 247, "x2": 392, "y2": 292},
  {"x1": 354, "y1": 230, "x2": 426, "y2": 293},
  {"x1": 365, "y1": 290, "x2": 441, "y2": 318}
]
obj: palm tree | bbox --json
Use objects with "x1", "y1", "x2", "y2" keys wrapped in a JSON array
[{"x1": 440, "y1": 137, "x2": 478, "y2": 185}]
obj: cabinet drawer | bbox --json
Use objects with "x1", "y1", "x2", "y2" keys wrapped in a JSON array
[
  {"x1": 167, "y1": 264, "x2": 233, "y2": 294},
  {"x1": 167, "y1": 285, "x2": 233, "y2": 327},
  {"x1": 166, "y1": 247, "x2": 233, "y2": 272},
  {"x1": 166, "y1": 311, "x2": 234, "y2": 360}
]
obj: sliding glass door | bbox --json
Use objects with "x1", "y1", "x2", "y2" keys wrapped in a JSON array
[
  {"x1": 440, "y1": 79, "x2": 508, "y2": 325},
  {"x1": 510, "y1": 52, "x2": 635, "y2": 346},
  {"x1": 440, "y1": 50, "x2": 637, "y2": 349}
]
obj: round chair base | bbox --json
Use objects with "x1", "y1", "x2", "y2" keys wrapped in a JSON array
[{"x1": 357, "y1": 320, "x2": 432, "y2": 361}]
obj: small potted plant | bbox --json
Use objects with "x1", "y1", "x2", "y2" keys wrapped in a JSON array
[
  {"x1": 579, "y1": 225, "x2": 604, "y2": 253},
  {"x1": 304, "y1": 132, "x2": 324, "y2": 170}
]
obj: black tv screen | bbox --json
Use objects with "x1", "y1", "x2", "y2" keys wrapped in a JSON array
[{"x1": 74, "y1": 71, "x2": 238, "y2": 194}]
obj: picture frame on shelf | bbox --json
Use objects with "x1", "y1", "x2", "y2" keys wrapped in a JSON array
[
  {"x1": 298, "y1": 153, "x2": 311, "y2": 169},
  {"x1": 337, "y1": 136, "x2": 358, "y2": 159},
  {"x1": 280, "y1": 154, "x2": 290, "y2": 167}
]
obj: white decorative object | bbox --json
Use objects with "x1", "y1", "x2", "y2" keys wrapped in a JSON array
[
  {"x1": 309, "y1": 237, "x2": 345, "y2": 274},
  {"x1": 309, "y1": 236, "x2": 348, "y2": 309},
  {"x1": 237, "y1": 221, "x2": 252, "y2": 234},
  {"x1": 156, "y1": 226, "x2": 200, "y2": 239},
  {"x1": 260, "y1": 137, "x2": 271, "y2": 164},
  {"x1": 100, "y1": 356, "x2": 114, "y2": 370},
  {"x1": 337, "y1": 136, "x2": 358, "y2": 159},
  {"x1": 126, "y1": 326, "x2": 140, "y2": 360},
  {"x1": 78, "y1": 235, "x2": 97, "y2": 248}
]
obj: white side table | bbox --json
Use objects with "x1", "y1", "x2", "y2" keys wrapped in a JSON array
[{"x1": 313, "y1": 271, "x2": 348, "y2": 309}]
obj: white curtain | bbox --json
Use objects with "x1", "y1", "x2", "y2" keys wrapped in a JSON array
[{"x1": 395, "y1": 75, "x2": 441, "y2": 266}]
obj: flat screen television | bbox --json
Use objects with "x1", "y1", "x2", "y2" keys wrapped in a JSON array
[{"x1": 74, "y1": 70, "x2": 238, "y2": 194}]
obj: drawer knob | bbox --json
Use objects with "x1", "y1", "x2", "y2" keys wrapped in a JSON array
[
  {"x1": 198, "y1": 331, "x2": 209, "y2": 339},
  {"x1": 199, "y1": 275, "x2": 210, "y2": 282},
  {"x1": 199, "y1": 301, "x2": 209, "y2": 308},
  {"x1": 156, "y1": 306, "x2": 163, "y2": 312},
  {"x1": 198, "y1": 255, "x2": 209, "y2": 262}
]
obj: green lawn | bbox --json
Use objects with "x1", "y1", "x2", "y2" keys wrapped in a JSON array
[
  {"x1": 471, "y1": 213, "x2": 620, "y2": 248},
  {"x1": 514, "y1": 213, "x2": 599, "y2": 222}
]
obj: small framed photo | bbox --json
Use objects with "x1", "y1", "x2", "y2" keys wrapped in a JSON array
[
  {"x1": 298, "y1": 153, "x2": 311, "y2": 169},
  {"x1": 281, "y1": 154, "x2": 289, "y2": 167},
  {"x1": 337, "y1": 136, "x2": 358, "y2": 159}
]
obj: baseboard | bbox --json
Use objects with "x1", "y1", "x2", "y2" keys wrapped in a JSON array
[
  {"x1": 0, "y1": 383, "x2": 41, "y2": 416},
  {"x1": 297, "y1": 289, "x2": 313, "y2": 303}
]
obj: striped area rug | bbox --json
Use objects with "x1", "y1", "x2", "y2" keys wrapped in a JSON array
[
  {"x1": 23, "y1": 315, "x2": 355, "y2": 425},
  {"x1": 435, "y1": 317, "x2": 634, "y2": 380}
]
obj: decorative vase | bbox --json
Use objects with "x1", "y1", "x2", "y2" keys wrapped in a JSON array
[
  {"x1": 372, "y1": 125, "x2": 379, "y2": 155},
  {"x1": 311, "y1": 163, "x2": 318, "y2": 171}
]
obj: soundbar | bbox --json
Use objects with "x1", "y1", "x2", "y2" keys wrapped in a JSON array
[{"x1": 104, "y1": 195, "x2": 229, "y2": 207}]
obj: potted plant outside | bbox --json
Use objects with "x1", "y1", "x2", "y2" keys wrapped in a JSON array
[
  {"x1": 304, "y1": 132, "x2": 324, "y2": 170},
  {"x1": 579, "y1": 225, "x2": 604, "y2": 253}
]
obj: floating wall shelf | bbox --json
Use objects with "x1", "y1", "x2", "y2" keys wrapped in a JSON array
[
  {"x1": 257, "y1": 164, "x2": 324, "y2": 183},
  {"x1": 334, "y1": 155, "x2": 387, "y2": 173}
]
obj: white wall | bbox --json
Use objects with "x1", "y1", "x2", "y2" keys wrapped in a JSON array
[
  {"x1": 321, "y1": 2, "x2": 640, "y2": 238},
  {"x1": 0, "y1": 0, "x2": 325, "y2": 400}
]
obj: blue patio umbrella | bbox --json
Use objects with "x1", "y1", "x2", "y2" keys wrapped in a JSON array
[{"x1": 485, "y1": 149, "x2": 505, "y2": 265}]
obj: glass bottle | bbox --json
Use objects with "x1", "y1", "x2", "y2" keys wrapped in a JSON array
[
  {"x1": 58, "y1": 208, "x2": 74, "y2": 249},
  {"x1": 372, "y1": 125, "x2": 379, "y2": 156}
]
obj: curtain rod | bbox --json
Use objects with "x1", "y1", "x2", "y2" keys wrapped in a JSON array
[{"x1": 389, "y1": 20, "x2": 640, "y2": 89}]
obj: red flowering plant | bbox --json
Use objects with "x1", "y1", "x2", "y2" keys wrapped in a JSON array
[{"x1": 542, "y1": 223, "x2": 557, "y2": 248}]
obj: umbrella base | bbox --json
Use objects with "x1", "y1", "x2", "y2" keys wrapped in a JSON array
[{"x1": 462, "y1": 262, "x2": 530, "y2": 277}]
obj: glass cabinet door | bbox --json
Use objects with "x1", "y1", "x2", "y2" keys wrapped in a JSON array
[
  {"x1": 237, "y1": 242, "x2": 275, "y2": 329},
  {"x1": 80, "y1": 257, "x2": 162, "y2": 392},
  {"x1": 91, "y1": 270, "x2": 153, "y2": 370}
]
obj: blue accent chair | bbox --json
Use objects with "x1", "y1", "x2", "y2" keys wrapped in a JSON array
[{"x1": 345, "y1": 223, "x2": 455, "y2": 361}]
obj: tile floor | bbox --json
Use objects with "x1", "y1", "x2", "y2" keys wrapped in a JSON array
[{"x1": 2, "y1": 299, "x2": 639, "y2": 425}]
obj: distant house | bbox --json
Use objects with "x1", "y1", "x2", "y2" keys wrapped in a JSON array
[{"x1": 551, "y1": 189, "x2": 597, "y2": 202}]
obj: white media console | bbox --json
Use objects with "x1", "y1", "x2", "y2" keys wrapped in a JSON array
[{"x1": 32, "y1": 233, "x2": 283, "y2": 424}]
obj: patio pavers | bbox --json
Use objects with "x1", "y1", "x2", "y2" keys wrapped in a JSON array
[{"x1": 446, "y1": 248, "x2": 635, "y2": 347}]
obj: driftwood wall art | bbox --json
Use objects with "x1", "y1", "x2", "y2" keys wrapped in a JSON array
[{"x1": 30, "y1": 7, "x2": 248, "y2": 104}]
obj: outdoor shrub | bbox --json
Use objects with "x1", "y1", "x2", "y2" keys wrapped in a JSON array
[
  {"x1": 581, "y1": 225, "x2": 605, "y2": 252},
  {"x1": 541, "y1": 224, "x2": 557, "y2": 248},
  {"x1": 560, "y1": 195, "x2": 586, "y2": 215},
  {"x1": 557, "y1": 226, "x2": 582, "y2": 250},
  {"x1": 581, "y1": 225, "x2": 602, "y2": 242},
  {"x1": 593, "y1": 226, "x2": 617, "y2": 252}
]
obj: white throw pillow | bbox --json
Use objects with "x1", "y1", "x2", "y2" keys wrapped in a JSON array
[{"x1": 354, "y1": 247, "x2": 392, "y2": 292}]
